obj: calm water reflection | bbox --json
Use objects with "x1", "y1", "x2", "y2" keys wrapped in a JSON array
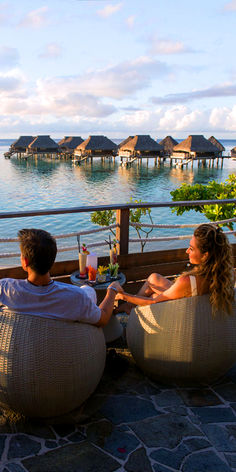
[{"x1": 0, "y1": 145, "x2": 235, "y2": 266}]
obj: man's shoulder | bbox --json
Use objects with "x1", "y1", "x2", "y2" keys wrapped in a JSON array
[
  {"x1": 0, "y1": 278, "x2": 27, "y2": 298},
  {"x1": 0, "y1": 277, "x2": 26, "y2": 286}
]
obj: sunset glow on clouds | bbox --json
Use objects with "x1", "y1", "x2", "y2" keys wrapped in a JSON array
[{"x1": 0, "y1": 0, "x2": 235, "y2": 138}]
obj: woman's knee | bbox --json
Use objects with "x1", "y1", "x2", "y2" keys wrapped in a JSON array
[
  {"x1": 147, "y1": 272, "x2": 172, "y2": 290},
  {"x1": 147, "y1": 273, "x2": 162, "y2": 284}
]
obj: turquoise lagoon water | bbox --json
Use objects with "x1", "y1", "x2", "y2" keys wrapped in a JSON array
[{"x1": 0, "y1": 139, "x2": 235, "y2": 266}]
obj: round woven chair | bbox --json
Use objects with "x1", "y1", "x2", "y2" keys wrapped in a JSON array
[
  {"x1": 127, "y1": 290, "x2": 236, "y2": 386},
  {"x1": 0, "y1": 310, "x2": 106, "y2": 417}
]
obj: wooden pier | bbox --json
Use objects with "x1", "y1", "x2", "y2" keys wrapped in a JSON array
[
  {"x1": 118, "y1": 153, "x2": 230, "y2": 169},
  {"x1": 4, "y1": 147, "x2": 232, "y2": 169}
]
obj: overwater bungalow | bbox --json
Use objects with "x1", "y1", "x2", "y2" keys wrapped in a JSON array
[
  {"x1": 231, "y1": 146, "x2": 236, "y2": 159},
  {"x1": 58, "y1": 136, "x2": 84, "y2": 159},
  {"x1": 4, "y1": 135, "x2": 35, "y2": 158},
  {"x1": 58, "y1": 136, "x2": 83, "y2": 151},
  {"x1": 117, "y1": 136, "x2": 134, "y2": 149},
  {"x1": 10, "y1": 136, "x2": 35, "y2": 152},
  {"x1": 27, "y1": 135, "x2": 59, "y2": 154},
  {"x1": 208, "y1": 136, "x2": 225, "y2": 157},
  {"x1": 74, "y1": 135, "x2": 117, "y2": 159},
  {"x1": 172, "y1": 135, "x2": 219, "y2": 159},
  {"x1": 159, "y1": 135, "x2": 178, "y2": 157},
  {"x1": 118, "y1": 135, "x2": 163, "y2": 159}
]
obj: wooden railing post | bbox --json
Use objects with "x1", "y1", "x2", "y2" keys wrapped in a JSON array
[{"x1": 116, "y1": 208, "x2": 129, "y2": 255}]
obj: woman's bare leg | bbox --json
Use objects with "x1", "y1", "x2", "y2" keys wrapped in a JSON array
[
  {"x1": 137, "y1": 273, "x2": 173, "y2": 297},
  {"x1": 114, "y1": 273, "x2": 173, "y2": 314}
]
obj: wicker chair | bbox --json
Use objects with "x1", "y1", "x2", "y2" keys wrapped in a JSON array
[
  {"x1": 127, "y1": 290, "x2": 236, "y2": 385},
  {"x1": 0, "y1": 310, "x2": 106, "y2": 417}
]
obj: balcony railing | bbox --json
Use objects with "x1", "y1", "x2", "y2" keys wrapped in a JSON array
[
  {"x1": 0, "y1": 199, "x2": 235, "y2": 260},
  {"x1": 0, "y1": 199, "x2": 235, "y2": 290}
]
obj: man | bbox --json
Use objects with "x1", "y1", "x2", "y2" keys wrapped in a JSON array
[{"x1": 0, "y1": 228, "x2": 119, "y2": 327}]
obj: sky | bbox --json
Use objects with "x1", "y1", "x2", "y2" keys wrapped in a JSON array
[{"x1": 0, "y1": 0, "x2": 236, "y2": 139}]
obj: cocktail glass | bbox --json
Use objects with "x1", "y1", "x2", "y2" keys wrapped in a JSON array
[
  {"x1": 79, "y1": 252, "x2": 87, "y2": 278},
  {"x1": 110, "y1": 249, "x2": 117, "y2": 264}
]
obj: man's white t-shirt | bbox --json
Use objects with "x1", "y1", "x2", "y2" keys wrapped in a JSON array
[{"x1": 0, "y1": 278, "x2": 101, "y2": 324}]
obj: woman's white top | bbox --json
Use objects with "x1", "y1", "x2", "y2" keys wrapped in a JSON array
[{"x1": 189, "y1": 275, "x2": 198, "y2": 296}]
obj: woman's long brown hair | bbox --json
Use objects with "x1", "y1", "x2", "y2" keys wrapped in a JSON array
[{"x1": 187, "y1": 224, "x2": 235, "y2": 316}]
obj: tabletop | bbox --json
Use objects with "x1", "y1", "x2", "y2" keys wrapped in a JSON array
[{"x1": 70, "y1": 270, "x2": 126, "y2": 290}]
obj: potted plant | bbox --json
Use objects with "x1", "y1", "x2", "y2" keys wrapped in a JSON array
[
  {"x1": 108, "y1": 262, "x2": 119, "y2": 279},
  {"x1": 97, "y1": 265, "x2": 108, "y2": 283}
]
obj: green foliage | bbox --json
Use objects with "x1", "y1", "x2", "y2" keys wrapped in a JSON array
[
  {"x1": 170, "y1": 174, "x2": 236, "y2": 230},
  {"x1": 91, "y1": 210, "x2": 116, "y2": 236},
  {"x1": 129, "y1": 198, "x2": 153, "y2": 252},
  {"x1": 91, "y1": 198, "x2": 153, "y2": 252}
]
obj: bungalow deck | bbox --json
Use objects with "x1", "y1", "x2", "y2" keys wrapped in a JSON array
[{"x1": 0, "y1": 201, "x2": 236, "y2": 471}]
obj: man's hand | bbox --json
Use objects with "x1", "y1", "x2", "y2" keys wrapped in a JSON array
[{"x1": 108, "y1": 281, "x2": 124, "y2": 293}]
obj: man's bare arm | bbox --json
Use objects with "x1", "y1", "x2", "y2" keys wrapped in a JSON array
[{"x1": 95, "y1": 281, "x2": 121, "y2": 327}]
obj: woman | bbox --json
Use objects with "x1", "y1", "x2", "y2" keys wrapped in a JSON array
[{"x1": 114, "y1": 223, "x2": 235, "y2": 316}]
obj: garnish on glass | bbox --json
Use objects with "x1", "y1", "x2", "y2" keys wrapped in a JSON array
[
  {"x1": 82, "y1": 243, "x2": 90, "y2": 255},
  {"x1": 97, "y1": 265, "x2": 108, "y2": 275}
]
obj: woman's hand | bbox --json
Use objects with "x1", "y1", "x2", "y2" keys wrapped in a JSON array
[{"x1": 115, "y1": 291, "x2": 124, "y2": 301}]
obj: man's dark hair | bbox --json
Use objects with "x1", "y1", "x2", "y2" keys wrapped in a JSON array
[{"x1": 18, "y1": 228, "x2": 57, "y2": 275}]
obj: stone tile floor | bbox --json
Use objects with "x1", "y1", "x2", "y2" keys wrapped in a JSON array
[{"x1": 1, "y1": 328, "x2": 236, "y2": 471}]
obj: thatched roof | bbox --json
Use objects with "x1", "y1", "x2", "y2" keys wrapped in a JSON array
[
  {"x1": 173, "y1": 135, "x2": 219, "y2": 153},
  {"x1": 28, "y1": 135, "x2": 59, "y2": 151},
  {"x1": 118, "y1": 136, "x2": 134, "y2": 149},
  {"x1": 231, "y1": 146, "x2": 236, "y2": 154},
  {"x1": 208, "y1": 136, "x2": 225, "y2": 152},
  {"x1": 119, "y1": 135, "x2": 163, "y2": 152},
  {"x1": 58, "y1": 136, "x2": 83, "y2": 150},
  {"x1": 11, "y1": 136, "x2": 35, "y2": 150},
  {"x1": 76, "y1": 135, "x2": 117, "y2": 151},
  {"x1": 58, "y1": 136, "x2": 70, "y2": 146},
  {"x1": 159, "y1": 136, "x2": 178, "y2": 153}
]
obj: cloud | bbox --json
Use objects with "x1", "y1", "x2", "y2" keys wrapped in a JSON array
[
  {"x1": 149, "y1": 37, "x2": 194, "y2": 55},
  {"x1": 0, "y1": 69, "x2": 26, "y2": 97},
  {"x1": 0, "y1": 115, "x2": 115, "y2": 138},
  {"x1": 0, "y1": 81, "x2": 116, "y2": 118},
  {"x1": 2, "y1": 103, "x2": 236, "y2": 138},
  {"x1": 0, "y1": 76, "x2": 22, "y2": 94},
  {"x1": 48, "y1": 93, "x2": 116, "y2": 118},
  {"x1": 19, "y1": 6, "x2": 49, "y2": 29},
  {"x1": 39, "y1": 43, "x2": 62, "y2": 59},
  {"x1": 126, "y1": 15, "x2": 135, "y2": 29},
  {"x1": 151, "y1": 83, "x2": 236, "y2": 104},
  {"x1": 0, "y1": 3, "x2": 11, "y2": 25},
  {"x1": 115, "y1": 104, "x2": 236, "y2": 135},
  {"x1": 158, "y1": 106, "x2": 208, "y2": 132},
  {"x1": 209, "y1": 105, "x2": 236, "y2": 130},
  {"x1": 97, "y1": 2, "x2": 122, "y2": 18},
  {"x1": 224, "y1": 0, "x2": 236, "y2": 10},
  {"x1": 0, "y1": 46, "x2": 19, "y2": 68},
  {"x1": 39, "y1": 56, "x2": 169, "y2": 100}
]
